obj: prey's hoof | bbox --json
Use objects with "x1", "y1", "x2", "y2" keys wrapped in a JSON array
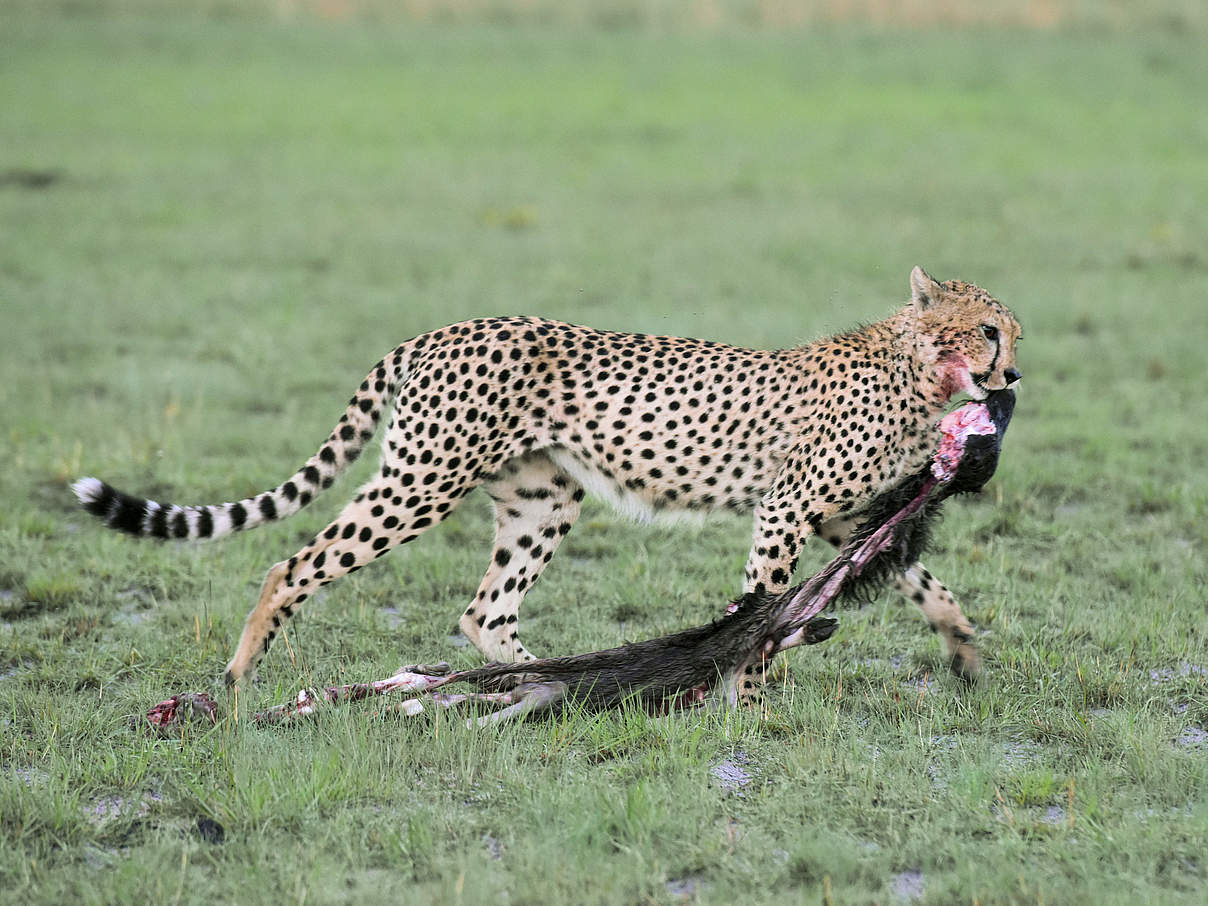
[
  {"x1": 801, "y1": 616, "x2": 839, "y2": 645},
  {"x1": 399, "y1": 662, "x2": 452, "y2": 677}
]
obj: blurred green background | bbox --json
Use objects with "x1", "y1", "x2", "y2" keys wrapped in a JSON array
[{"x1": 2, "y1": 2, "x2": 1206, "y2": 904}]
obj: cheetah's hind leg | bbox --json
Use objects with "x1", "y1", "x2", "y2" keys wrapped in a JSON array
[
  {"x1": 224, "y1": 474, "x2": 473, "y2": 687},
  {"x1": 459, "y1": 451, "x2": 584, "y2": 663}
]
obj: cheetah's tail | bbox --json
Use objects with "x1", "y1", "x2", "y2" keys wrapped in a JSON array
[{"x1": 72, "y1": 345, "x2": 410, "y2": 541}]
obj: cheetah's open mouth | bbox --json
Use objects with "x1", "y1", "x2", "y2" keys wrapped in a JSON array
[
  {"x1": 968, "y1": 369, "x2": 995, "y2": 399},
  {"x1": 969, "y1": 374, "x2": 1020, "y2": 400}
]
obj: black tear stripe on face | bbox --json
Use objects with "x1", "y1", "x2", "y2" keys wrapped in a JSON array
[{"x1": 971, "y1": 334, "x2": 1001, "y2": 388}]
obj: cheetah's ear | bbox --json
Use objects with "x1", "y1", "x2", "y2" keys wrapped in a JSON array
[{"x1": 909, "y1": 266, "x2": 943, "y2": 310}]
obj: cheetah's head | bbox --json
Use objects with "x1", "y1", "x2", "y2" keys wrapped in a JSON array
[{"x1": 908, "y1": 266, "x2": 1023, "y2": 402}]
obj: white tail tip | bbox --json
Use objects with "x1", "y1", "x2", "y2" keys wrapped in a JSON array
[{"x1": 71, "y1": 476, "x2": 104, "y2": 505}]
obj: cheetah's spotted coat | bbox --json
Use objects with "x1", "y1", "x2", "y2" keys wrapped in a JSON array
[{"x1": 75, "y1": 267, "x2": 1022, "y2": 695}]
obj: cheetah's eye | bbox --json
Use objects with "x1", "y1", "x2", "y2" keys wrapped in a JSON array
[{"x1": 979, "y1": 324, "x2": 998, "y2": 342}]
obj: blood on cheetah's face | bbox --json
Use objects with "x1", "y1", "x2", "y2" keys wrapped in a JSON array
[{"x1": 908, "y1": 266, "x2": 1023, "y2": 401}]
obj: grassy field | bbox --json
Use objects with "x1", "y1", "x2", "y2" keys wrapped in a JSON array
[{"x1": 2, "y1": 5, "x2": 1207, "y2": 904}]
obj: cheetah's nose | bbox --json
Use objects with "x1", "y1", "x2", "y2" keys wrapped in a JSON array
[{"x1": 1004, "y1": 367, "x2": 1022, "y2": 385}]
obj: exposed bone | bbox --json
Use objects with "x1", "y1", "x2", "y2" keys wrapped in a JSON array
[{"x1": 250, "y1": 663, "x2": 452, "y2": 726}]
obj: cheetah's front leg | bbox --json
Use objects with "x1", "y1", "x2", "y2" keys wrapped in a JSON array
[
  {"x1": 737, "y1": 472, "x2": 840, "y2": 704},
  {"x1": 900, "y1": 563, "x2": 980, "y2": 681},
  {"x1": 818, "y1": 517, "x2": 980, "y2": 680}
]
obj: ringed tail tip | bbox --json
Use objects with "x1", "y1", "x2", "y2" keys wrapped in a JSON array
[
  {"x1": 72, "y1": 476, "x2": 108, "y2": 513},
  {"x1": 72, "y1": 476, "x2": 156, "y2": 536}
]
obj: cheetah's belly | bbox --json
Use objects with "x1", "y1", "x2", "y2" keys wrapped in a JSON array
[{"x1": 544, "y1": 445, "x2": 781, "y2": 525}]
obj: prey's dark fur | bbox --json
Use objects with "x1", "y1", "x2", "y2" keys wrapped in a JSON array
[
  {"x1": 837, "y1": 388, "x2": 1016, "y2": 603},
  {"x1": 446, "y1": 589, "x2": 840, "y2": 713}
]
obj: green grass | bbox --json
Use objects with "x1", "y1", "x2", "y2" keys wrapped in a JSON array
[{"x1": 3, "y1": 6, "x2": 1208, "y2": 904}]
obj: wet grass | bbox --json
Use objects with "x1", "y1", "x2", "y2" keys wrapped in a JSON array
[{"x1": 2, "y1": 6, "x2": 1207, "y2": 904}]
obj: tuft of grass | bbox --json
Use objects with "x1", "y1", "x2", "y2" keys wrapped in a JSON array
[{"x1": 22, "y1": 574, "x2": 85, "y2": 610}]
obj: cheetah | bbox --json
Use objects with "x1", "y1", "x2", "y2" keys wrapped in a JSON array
[{"x1": 73, "y1": 267, "x2": 1022, "y2": 693}]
